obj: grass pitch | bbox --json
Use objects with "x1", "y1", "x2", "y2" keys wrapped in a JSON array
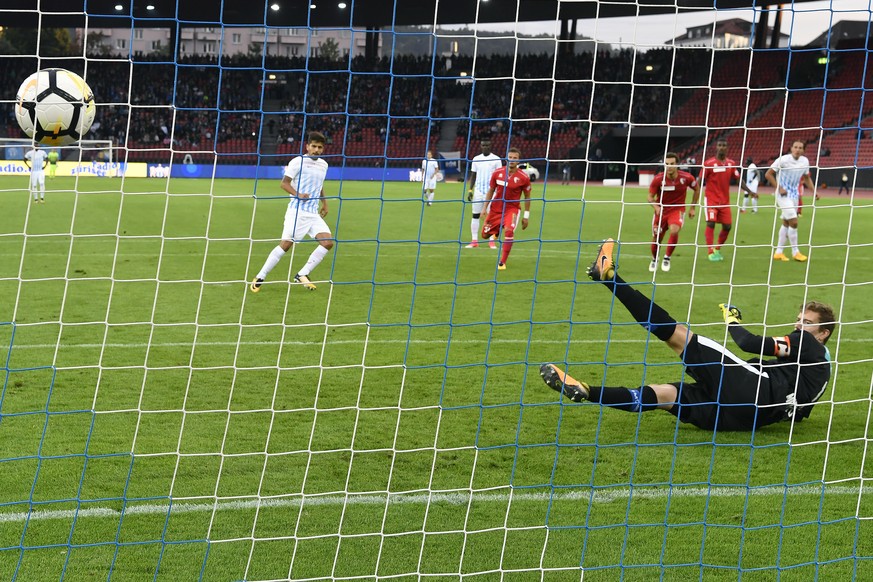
[{"x1": 0, "y1": 175, "x2": 871, "y2": 580}]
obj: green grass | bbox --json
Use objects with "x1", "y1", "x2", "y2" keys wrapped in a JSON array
[{"x1": 0, "y1": 175, "x2": 871, "y2": 581}]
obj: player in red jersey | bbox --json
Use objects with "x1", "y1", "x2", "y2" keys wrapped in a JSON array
[
  {"x1": 648, "y1": 152, "x2": 700, "y2": 272},
  {"x1": 698, "y1": 139, "x2": 754, "y2": 261},
  {"x1": 482, "y1": 147, "x2": 532, "y2": 270}
]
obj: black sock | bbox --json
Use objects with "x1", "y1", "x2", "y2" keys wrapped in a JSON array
[
  {"x1": 601, "y1": 274, "x2": 677, "y2": 341},
  {"x1": 587, "y1": 385, "x2": 660, "y2": 412}
]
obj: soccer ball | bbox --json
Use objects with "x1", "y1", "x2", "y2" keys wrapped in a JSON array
[{"x1": 15, "y1": 68, "x2": 96, "y2": 146}]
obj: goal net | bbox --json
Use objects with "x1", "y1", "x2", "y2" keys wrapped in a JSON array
[{"x1": 0, "y1": 1, "x2": 871, "y2": 579}]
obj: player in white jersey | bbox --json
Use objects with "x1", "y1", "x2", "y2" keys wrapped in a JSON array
[
  {"x1": 421, "y1": 150, "x2": 439, "y2": 206},
  {"x1": 765, "y1": 140, "x2": 816, "y2": 262},
  {"x1": 250, "y1": 132, "x2": 333, "y2": 292},
  {"x1": 464, "y1": 139, "x2": 503, "y2": 248},
  {"x1": 740, "y1": 158, "x2": 759, "y2": 214},
  {"x1": 24, "y1": 146, "x2": 48, "y2": 203}
]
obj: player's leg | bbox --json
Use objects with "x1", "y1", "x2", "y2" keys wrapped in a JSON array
[
  {"x1": 540, "y1": 363, "x2": 676, "y2": 411},
  {"x1": 298, "y1": 232, "x2": 333, "y2": 277},
  {"x1": 251, "y1": 208, "x2": 300, "y2": 292},
  {"x1": 467, "y1": 198, "x2": 485, "y2": 247},
  {"x1": 774, "y1": 218, "x2": 789, "y2": 260},
  {"x1": 481, "y1": 211, "x2": 502, "y2": 264},
  {"x1": 661, "y1": 224, "x2": 679, "y2": 273},
  {"x1": 548, "y1": 336, "x2": 762, "y2": 429},
  {"x1": 751, "y1": 192, "x2": 759, "y2": 212},
  {"x1": 663, "y1": 221, "x2": 681, "y2": 272},
  {"x1": 295, "y1": 218, "x2": 334, "y2": 290},
  {"x1": 497, "y1": 210, "x2": 517, "y2": 268},
  {"x1": 774, "y1": 198, "x2": 796, "y2": 261},
  {"x1": 786, "y1": 216, "x2": 799, "y2": 256},
  {"x1": 427, "y1": 188, "x2": 435, "y2": 205},
  {"x1": 38, "y1": 174, "x2": 46, "y2": 202},
  {"x1": 649, "y1": 215, "x2": 663, "y2": 272},
  {"x1": 715, "y1": 208, "x2": 731, "y2": 255},
  {"x1": 705, "y1": 223, "x2": 717, "y2": 258},
  {"x1": 30, "y1": 174, "x2": 38, "y2": 202},
  {"x1": 703, "y1": 208, "x2": 726, "y2": 259},
  {"x1": 588, "y1": 238, "x2": 693, "y2": 355},
  {"x1": 785, "y1": 215, "x2": 805, "y2": 261},
  {"x1": 703, "y1": 200, "x2": 716, "y2": 255},
  {"x1": 492, "y1": 208, "x2": 508, "y2": 250},
  {"x1": 741, "y1": 193, "x2": 749, "y2": 212},
  {"x1": 716, "y1": 223, "x2": 730, "y2": 252},
  {"x1": 251, "y1": 239, "x2": 293, "y2": 292}
]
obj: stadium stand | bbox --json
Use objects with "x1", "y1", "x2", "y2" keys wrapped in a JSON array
[{"x1": 3, "y1": 48, "x2": 871, "y2": 171}]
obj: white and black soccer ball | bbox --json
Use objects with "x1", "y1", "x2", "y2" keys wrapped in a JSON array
[{"x1": 15, "y1": 68, "x2": 96, "y2": 147}]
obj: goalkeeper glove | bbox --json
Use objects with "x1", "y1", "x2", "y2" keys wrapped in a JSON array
[
  {"x1": 719, "y1": 303, "x2": 742, "y2": 325},
  {"x1": 467, "y1": 189, "x2": 473, "y2": 202}
]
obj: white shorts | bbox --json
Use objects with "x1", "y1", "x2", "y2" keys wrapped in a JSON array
[
  {"x1": 30, "y1": 172, "x2": 45, "y2": 187},
  {"x1": 423, "y1": 178, "x2": 437, "y2": 190},
  {"x1": 472, "y1": 191, "x2": 488, "y2": 215},
  {"x1": 776, "y1": 194, "x2": 798, "y2": 221},
  {"x1": 282, "y1": 207, "x2": 331, "y2": 242}
]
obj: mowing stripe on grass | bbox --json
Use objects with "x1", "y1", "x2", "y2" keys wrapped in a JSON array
[{"x1": 1, "y1": 485, "x2": 869, "y2": 524}]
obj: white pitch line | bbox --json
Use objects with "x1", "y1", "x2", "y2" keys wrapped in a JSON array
[
  {"x1": 5, "y1": 337, "x2": 871, "y2": 351},
  {"x1": 6, "y1": 338, "x2": 644, "y2": 350},
  {"x1": 0, "y1": 485, "x2": 869, "y2": 525}
]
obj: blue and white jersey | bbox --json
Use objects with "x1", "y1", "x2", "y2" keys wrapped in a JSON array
[
  {"x1": 285, "y1": 155, "x2": 328, "y2": 214},
  {"x1": 745, "y1": 162, "x2": 759, "y2": 193},
  {"x1": 422, "y1": 158, "x2": 439, "y2": 180},
  {"x1": 25, "y1": 149, "x2": 47, "y2": 174},
  {"x1": 769, "y1": 154, "x2": 809, "y2": 200},
  {"x1": 471, "y1": 153, "x2": 502, "y2": 195}
]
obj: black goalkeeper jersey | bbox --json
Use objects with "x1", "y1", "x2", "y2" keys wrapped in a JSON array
[{"x1": 733, "y1": 327, "x2": 832, "y2": 421}]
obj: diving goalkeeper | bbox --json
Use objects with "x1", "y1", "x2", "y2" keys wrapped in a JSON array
[{"x1": 541, "y1": 239, "x2": 835, "y2": 431}]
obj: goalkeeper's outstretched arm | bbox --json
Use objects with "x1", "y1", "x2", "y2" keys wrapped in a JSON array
[
  {"x1": 719, "y1": 303, "x2": 779, "y2": 356},
  {"x1": 728, "y1": 325, "x2": 778, "y2": 356}
]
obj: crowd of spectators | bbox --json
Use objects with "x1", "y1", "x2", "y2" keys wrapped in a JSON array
[{"x1": 1, "y1": 47, "x2": 867, "y2": 166}]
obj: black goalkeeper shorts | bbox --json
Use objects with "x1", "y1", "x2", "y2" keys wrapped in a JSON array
[{"x1": 666, "y1": 334, "x2": 782, "y2": 431}]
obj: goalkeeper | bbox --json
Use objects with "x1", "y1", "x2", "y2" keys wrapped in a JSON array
[{"x1": 541, "y1": 239, "x2": 835, "y2": 431}]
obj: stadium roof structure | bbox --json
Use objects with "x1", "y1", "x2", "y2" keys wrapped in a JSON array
[
  {"x1": 665, "y1": 16, "x2": 791, "y2": 46},
  {"x1": 0, "y1": 0, "x2": 837, "y2": 29},
  {"x1": 805, "y1": 20, "x2": 872, "y2": 48}
]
